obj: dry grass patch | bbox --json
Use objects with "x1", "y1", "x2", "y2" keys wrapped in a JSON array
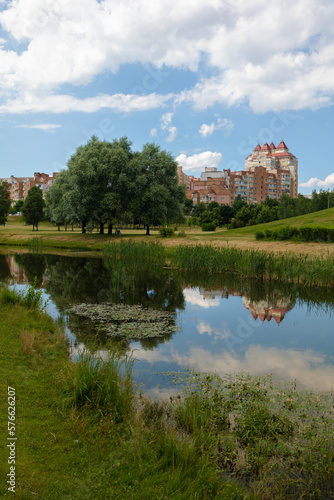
[{"x1": 20, "y1": 329, "x2": 35, "y2": 354}]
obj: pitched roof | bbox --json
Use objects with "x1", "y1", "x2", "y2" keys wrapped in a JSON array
[
  {"x1": 254, "y1": 144, "x2": 261, "y2": 151},
  {"x1": 269, "y1": 142, "x2": 276, "y2": 149},
  {"x1": 277, "y1": 140, "x2": 288, "y2": 150},
  {"x1": 261, "y1": 142, "x2": 271, "y2": 151}
]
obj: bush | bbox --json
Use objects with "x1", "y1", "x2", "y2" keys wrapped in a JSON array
[
  {"x1": 255, "y1": 231, "x2": 264, "y2": 240},
  {"x1": 177, "y1": 230, "x2": 186, "y2": 237},
  {"x1": 159, "y1": 227, "x2": 174, "y2": 237},
  {"x1": 201, "y1": 222, "x2": 216, "y2": 231}
]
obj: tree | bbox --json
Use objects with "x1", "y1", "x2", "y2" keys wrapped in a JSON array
[
  {"x1": 192, "y1": 202, "x2": 206, "y2": 217},
  {"x1": 10, "y1": 199, "x2": 24, "y2": 215},
  {"x1": 22, "y1": 186, "x2": 45, "y2": 230},
  {"x1": 219, "y1": 204, "x2": 235, "y2": 227},
  {"x1": 0, "y1": 181, "x2": 11, "y2": 225},
  {"x1": 133, "y1": 143, "x2": 186, "y2": 235},
  {"x1": 62, "y1": 136, "x2": 135, "y2": 234},
  {"x1": 184, "y1": 198, "x2": 193, "y2": 216}
]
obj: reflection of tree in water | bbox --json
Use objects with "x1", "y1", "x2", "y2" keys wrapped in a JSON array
[
  {"x1": 14, "y1": 253, "x2": 46, "y2": 286},
  {"x1": 0, "y1": 255, "x2": 11, "y2": 282}
]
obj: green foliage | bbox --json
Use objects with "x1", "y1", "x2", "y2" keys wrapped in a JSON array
[
  {"x1": 0, "y1": 277, "x2": 45, "y2": 309},
  {"x1": 10, "y1": 199, "x2": 24, "y2": 215},
  {"x1": 159, "y1": 226, "x2": 175, "y2": 237},
  {"x1": 201, "y1": 222, "x2": 216, "y2": 231},
  {"x1": 171, "y1": 243, "x2": 334, "y2": 286},
  {"x1": 0, "y1": 181, "x2": 11, "y2": 225},
  {"x1": 64, "y1": 351, "x2": 135, "y2": 424},
  {"x1": 22, "y1": 185, "x2": 45, "y2": 230},
  {"x1": 257, "y1": 225, "x2": 334, "y2": 243}
]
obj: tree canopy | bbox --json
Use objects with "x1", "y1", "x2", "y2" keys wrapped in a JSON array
[
  {"x1": 0, "y1": 181, "x2": 11, "y2": 225},
  {"x1": 45, "y1": 137, "x2": 186, "y2": 234},
  {"x1": 22, "y1": 186, "x2": 45, "y2": 231}
]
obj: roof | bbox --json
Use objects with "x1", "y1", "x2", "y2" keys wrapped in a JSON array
[
  {"x1": 269, "y1": 142, "x2": 276, "y2": 149},
  {"x1": 277, "y1": 140, "x2": 288, "y2": 150},
  {"x1": 254, "y1": 144, "x2": 261, "y2": 151},
  {"x1": 261, "y1": 142, "x2": 271, "y2": 151}
]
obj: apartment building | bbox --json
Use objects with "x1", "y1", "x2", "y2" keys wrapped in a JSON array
[
  {"x1": 181, "y1": 140, "x2": 298, "y2": 206},
  {"x1": 1, "y1": 172, "x2": 58, "y2": 203}
]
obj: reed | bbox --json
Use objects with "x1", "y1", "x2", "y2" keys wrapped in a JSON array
[{"x1": 170, "y1": 244, "x2": 334, "y2": 287}]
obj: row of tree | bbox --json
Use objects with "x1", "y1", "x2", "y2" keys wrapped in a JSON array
[{"x1": 188, "y1": 190, "x2": 334, "y2": 229}]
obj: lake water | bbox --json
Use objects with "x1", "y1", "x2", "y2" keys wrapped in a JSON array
[{"x1": 1, "y1": 251, "x2": 333, "y2": 398}]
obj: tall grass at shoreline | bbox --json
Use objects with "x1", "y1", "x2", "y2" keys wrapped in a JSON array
[{"x1": 170, "y1": 244, "x2": 334, "y2": 287}]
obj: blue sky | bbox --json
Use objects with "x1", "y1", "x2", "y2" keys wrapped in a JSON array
[{"x1": 0, "y1": 0, "x2": 334, "y2": 194}]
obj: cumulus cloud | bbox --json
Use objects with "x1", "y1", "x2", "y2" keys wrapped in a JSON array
[
  {"x1": 176, "y1": 151, "x2": 223, "y2": 174},
  {"x1": 160, "y1": 112, "x2": 177, "y2": 142},
  {"x1": 0, "y1": 0, "x2": 334, "y2": 114},
  {"x1": 150, "y1": 127, "x2": 158, "y2": 137},
  {"x1": 199, "y1": 116, "x2": 234, "y2": 137},
  {"x1": 299, "y1": 173, "x2": 334, "y2": 189}
]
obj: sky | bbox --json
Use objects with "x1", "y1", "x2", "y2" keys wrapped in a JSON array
[{"x1": 0, "y1": 0, "x2": 334, "y2": 194}]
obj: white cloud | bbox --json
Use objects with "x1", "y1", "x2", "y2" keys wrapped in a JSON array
[
  {"x1": 299, "y1": 173, "x2": 334, "y2": 189},
  {"x1": 160, "y1": 112, "x2": 177, "y2": 142},
  {"x1": 0, "y1": 0, "x2": 334, "y2": 114},
  {"x1": 0, "y1": 92, "x2": 171, "y2": 114},
  {"x1": 150, "y1": 127, "x2": 158, "y2": 137},
  {"x1": 183, "y1": 288, "x2": 220, "y2": 308},
  {"x1": 176, "y1": 151, "x2": 223, "y2": 174},
  {"x1": 16, "y1": 123, "x2": 61, "y2": 131},
  {"x1": 199, "y1": 117, "x2": 234, "y2": 137}
]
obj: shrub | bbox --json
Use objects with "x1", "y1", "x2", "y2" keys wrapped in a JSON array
[
  {"x1": 177, "y1": 230, "x2": 186, "y2": 237},
  {"x1": 255, "y1": 231, "x2": 264, "y2": 240},
  {"x1": 264, "y1": 229, "x2": 273, "y2": 239},
  {"x1": 159, "y1": 227, "x2": 174, "y2": 237},
  {"x1": 201, "y1": 222, "x2": 216, "y2": 231}
]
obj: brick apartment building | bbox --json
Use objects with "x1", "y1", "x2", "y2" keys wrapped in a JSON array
[
  {"x1": 182, "y1": 140, "x2": 298, "y2": 206},
  {"x1": 1, "y1": 172, "x2": 58, "y2": 204}
]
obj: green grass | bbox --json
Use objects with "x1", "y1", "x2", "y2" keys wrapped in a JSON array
[
  {"x1": 221, "y1": 207, "x2": 334, "y2": 239},
  {"x1": 170, "y1": 244, "x2": 334, "y2": 287}
]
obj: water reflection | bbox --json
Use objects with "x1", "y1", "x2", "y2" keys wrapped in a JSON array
[{"x1": 1, "y1": 252, "x2": 334, "y2": 392}]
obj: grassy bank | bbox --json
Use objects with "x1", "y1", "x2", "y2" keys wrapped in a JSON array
[
  {"x1": 2, "y1": 211, "x2": 334, "y2": 258},
  {"x1": 1, "y1": 284, "x2": 334, "y2": 498},
  {"x1": 0, "y1": 285, "x2": 247, "y2": 499}
]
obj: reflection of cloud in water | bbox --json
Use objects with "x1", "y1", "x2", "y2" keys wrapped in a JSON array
[
  {"x1": 134, "y1": 345, "x2": 334, "y2": 392},
  {"x1": 197, "y1": 321, "x2": 231, "y2": 341},
  {"x1": 183, "y1": 288, "x2": 220, "y2": 309},
  {"x1": 144, "y1": 386, "x2": 181, "y2": 400}
]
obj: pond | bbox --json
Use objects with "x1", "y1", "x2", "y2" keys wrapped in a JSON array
[{"x1": 1, "y1": 251, "x2": 333, "y2": 398}]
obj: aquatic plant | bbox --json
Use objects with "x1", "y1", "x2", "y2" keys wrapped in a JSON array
[{"x1": 67, "y1": 302, "x2": 178, "y2": 339}]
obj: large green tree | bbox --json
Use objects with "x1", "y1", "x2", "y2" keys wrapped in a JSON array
[
  {"x1": 0, "y1": 181, "x2": 11, "y2": 225},
  {"x1": 133, "y1": 143, "x2": 186, "y2": 235},
  {"x1": 58, "y1": 136, "x2": 135, "y2": 234},
  {"x1": 22, "y1": 186, "x2": 45, "y2": 231}
]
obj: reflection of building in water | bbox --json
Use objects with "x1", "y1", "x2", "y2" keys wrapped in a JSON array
[
  {"x1": 5, "y1": 256, "x2": 48, "y2": 288},
  {"x1": 243, "y1": 297, "x2": 295, "y2": 324},
  {"x1": 6, "y1": 256, "x2": 26, "y2": 284},
  {"x1": 196, "y1": 286, "x2": 295, "y2": 324}
]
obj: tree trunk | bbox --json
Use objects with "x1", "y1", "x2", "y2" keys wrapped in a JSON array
[
  {"x1": 33, "y1": 224, "x2": 35, "y2": 231},
  {"x1": 36, "y1": 223, "x2": 38, "y2": 231},
  {"x1": 99, "y1": 222, "x2": 104, "y2": 234},
  {"x1": 57, "y1": 224, "x2": 60, "y2": 231},
  {"x1": 82, "y1": 220, "x2": 87, "y2": 234},
  {"x1": 146, "y1": 224, "x2": 150, "y2": 235},
  {"x1": 108, "y1": 223, "x2": 113, "y2": 235}
]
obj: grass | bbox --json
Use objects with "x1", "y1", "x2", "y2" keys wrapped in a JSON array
[
  {"x1": 170, "y1": 244, "x2": 334, "y2": 287},
  {"x1": 2, "y1": 211, "x2": 334, "y2": 258}
]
